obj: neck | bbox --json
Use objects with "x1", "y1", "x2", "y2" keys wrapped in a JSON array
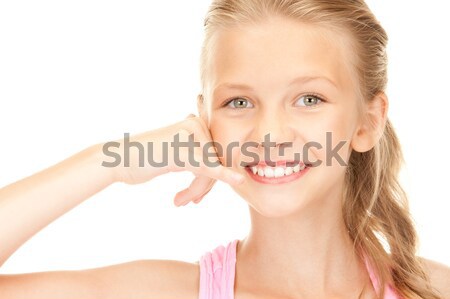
[{"x1": 235, "y1": 191, "x2": 374, "y2": 299}]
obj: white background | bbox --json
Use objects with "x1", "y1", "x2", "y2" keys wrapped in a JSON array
[{"x1": 0, "y1": 1, "x2": 448, "y2": 274}]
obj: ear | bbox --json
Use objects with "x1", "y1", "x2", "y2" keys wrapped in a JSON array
[
  {"x1": 197, "y1": 94, "x2": 209, "y2": 124},
  {"x1": 351, "y1": 91, "x2": 389, "y2": 153}
]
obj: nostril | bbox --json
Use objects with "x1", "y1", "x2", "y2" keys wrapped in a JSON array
[{"x1": 257, "y1": 141, "x2": 292, "y2": 148}]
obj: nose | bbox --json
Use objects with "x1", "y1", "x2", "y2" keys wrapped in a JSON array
[{"x1": 253, "y1": 107, "x2": 294, "y2": 154}]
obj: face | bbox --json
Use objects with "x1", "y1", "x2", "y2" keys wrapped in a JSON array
[{"x1": 199, "y1": 17, "x2": 368, "y2": 218}]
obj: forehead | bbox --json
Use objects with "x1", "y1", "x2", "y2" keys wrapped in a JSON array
[{"x1": 207, "y1": 17, "x2": 357, "y2": 95}]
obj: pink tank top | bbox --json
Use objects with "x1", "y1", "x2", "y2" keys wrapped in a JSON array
[{"x1": 198, "y1": 239, "x2": 402, "y2": 299}]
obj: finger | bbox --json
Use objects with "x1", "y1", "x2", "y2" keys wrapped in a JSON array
[
  {"x1": 178, "y1": 117, "x2": 245, "y2": 185},
  {"x1": 174, "y1": 175, "x2": 216, "y2": 206},
  {"x1": 192, "y1": 196, "x2": 203, "y2": 204},
  {"x1": 183, "y1": 115, "x2": 212, "y2": 147},
  {"x1": 180, "y1": 150, "x2": 245, "y2": 186},
  {"x1": 175, "y1": 180, "x2": 216, "y2": 206},
  {"x1": 194, "y1": 114, "x2": 214, "y2": 143},
  {"x1": 182, "y1": 118, "x2": 221, "y2": 166}
]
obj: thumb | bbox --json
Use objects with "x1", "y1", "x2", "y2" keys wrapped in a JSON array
[{"x1": 185, "y1": 113, "x2": 196, "y2": 119}]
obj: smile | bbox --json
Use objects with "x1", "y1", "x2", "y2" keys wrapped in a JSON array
[{"x1": 244, "y1": 160, "x2": 310, "y2": 184}]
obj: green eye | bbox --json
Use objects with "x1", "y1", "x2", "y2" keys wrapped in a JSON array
[
  {"x1": 226, "y1": 98, "x2": 254, "y2": 109},
  {"x1": 296, "y1": 94, "x2": 323, "y2": 107}
]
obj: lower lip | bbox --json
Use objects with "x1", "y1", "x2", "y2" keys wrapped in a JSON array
[{"x1": 245, "y1": 165, "x2": 310, "y2": 184}]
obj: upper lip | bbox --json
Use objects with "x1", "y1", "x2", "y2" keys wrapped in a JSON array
[{"x1": 243, "y1": 160, "x2": 306, "y2": 168}]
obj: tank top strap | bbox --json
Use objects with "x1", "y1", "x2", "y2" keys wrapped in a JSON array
[
  {"x1": 198, "y1": 239, "x2": 238, "y2": 299},
  {"x1": 198, "y1": 239, "x2": 402, "y2": 299},
  {"x1": 362, "y1": 251, "x2": 403, "y2": 299}
]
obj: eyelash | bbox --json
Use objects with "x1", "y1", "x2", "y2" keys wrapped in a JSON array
[{"x1": 222, "y1": 93, "x2": 326, "y2": 109}]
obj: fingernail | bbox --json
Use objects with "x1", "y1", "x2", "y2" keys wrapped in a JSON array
[{"x1": 174, "y1": 197, "x2": 184, "y2": 206}]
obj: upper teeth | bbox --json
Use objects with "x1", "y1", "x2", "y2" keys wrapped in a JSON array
[{"x1": 250, "y1": 163, "x2": 306, "y2": 178}]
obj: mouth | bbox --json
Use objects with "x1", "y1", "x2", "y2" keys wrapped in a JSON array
[{"x1": 244, "y1": 160, "x2": 311, "y2": 184}]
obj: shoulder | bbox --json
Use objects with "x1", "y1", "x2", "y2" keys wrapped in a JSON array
[
  {"x1": 122, "y1": 259, "x2": 201, "y2": 298},
  {"x1": 418, "y1": 256, "x2": 450, "y2": 299}
]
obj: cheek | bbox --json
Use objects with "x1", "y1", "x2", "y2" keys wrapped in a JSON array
[
  {"x1": 208, "y1": 118, "x2": 249, "y2": 166},
  {"x1": 208, "y1": 108, "x2": 358, "y2": 168},
  {"x1": 300, "y1": 110, "x2": 356, "y2": 167}
]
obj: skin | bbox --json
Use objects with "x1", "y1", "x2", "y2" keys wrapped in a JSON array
[
  {"x1": 197, "y1": 16, "x2": 388, "y2": 298},
  {"x1": 0, "y1": 14, "x2": 449, "y2": 299}
]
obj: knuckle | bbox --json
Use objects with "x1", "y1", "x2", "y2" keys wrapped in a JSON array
[
  {"x1": 196, "y1": 157, "x2": 207, "y2": 171},
  {"x1": 177, "y1": 128, "x2": 191, "y2": 139},
  {"x1": 184, "y1": 116, "x2": 199, "y2": 128},
  {"x1": 186, "y1": 184, "x2": 201, "y2": 197},
  {"x1": 186, "y1": 117, "x2": 204, "y2": 132},
  {"x1": 191, "y1": 188, "x2": 209, "y2": 200}
]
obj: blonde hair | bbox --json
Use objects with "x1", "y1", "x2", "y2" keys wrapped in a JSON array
[{"x1": 198, "y1": 1, "x2": 441, "y2": 299}]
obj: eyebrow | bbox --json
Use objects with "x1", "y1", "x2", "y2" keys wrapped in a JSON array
[{"x1": 213, "y1": 75, "x2": 338, "y2": 94}]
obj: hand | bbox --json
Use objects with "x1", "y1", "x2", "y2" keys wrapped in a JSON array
[{"x1": 107, "y1": 113, "x2": 245, "y2": 206}]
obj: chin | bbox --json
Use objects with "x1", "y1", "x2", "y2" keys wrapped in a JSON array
[{"x1": 239, "y1": 191, "x2": 312, "y2": 218}]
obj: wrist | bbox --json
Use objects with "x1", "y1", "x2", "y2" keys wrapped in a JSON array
[{"x1": 86, "y1": 142, "x2": 120, "y2": 185}]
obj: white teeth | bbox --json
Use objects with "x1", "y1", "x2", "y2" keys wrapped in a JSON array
[
  {"x1": 264, "y1": 167, "x2": 274, "y2": 178},
  {"x1": 249, "y1": 162, "x2": 307, "y2": 178},
  {"x1": 285, "y1": 167, "x2": 293, "y2": 176},
  {"x1": 274, "y1": 167, "x2": 285, "y2": 178},
  {"x1": 257, "y1": 168, "x2": 265, "y2": 176}
]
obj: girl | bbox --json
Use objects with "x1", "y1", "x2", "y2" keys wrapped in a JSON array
[{"x1": 0, "y1": 0, "x2": 449, "y2": 299}]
